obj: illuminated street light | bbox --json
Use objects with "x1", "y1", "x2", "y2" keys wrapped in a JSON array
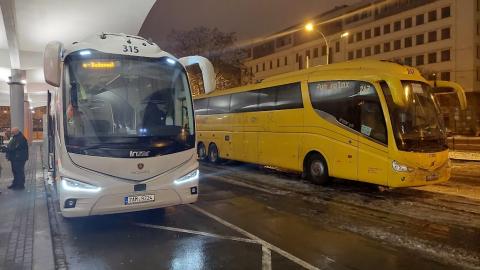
[
  {"x1": 305, "y1": 22, "x2": 314, "y2": 32},
  {"x1": 305, "y1": 22, "x2": 330, "y2": 65},
  {"x1": 341, "y1": 32, "x2": 350, "y2": 38}
]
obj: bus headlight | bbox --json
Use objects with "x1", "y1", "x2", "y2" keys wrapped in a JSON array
[
  {"x1": 61, "y1": 177, "x2": 101, "y2": 193},
  {"x1": 174, "y1": 170, "x2": 199, "y2": 185},
  {"x1": 392, "y1": 160, "x2": 414, "y2": 173}
]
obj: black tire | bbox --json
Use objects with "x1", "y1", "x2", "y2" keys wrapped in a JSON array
[
  {"x1": 208, "y1": 143, "x2": 221, "y2": 163},
  {"x1": 306, "y1": 154, "x2": 331, "y2": 185},
  {"x1": 197, "y1": 143, "x2": 207, "y2": 161}
]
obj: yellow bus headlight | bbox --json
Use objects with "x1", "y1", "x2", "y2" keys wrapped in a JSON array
[{"x1": 392, "y1": 160, "x2": 415, "y2": 173}]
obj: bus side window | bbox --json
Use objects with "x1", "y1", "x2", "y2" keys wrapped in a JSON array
[
  {"x1": 356, "y1": 82, "x2": 387, "y2": 144},
  {"x1": 359, "y1": 101, "x2": 387, "y2": 144}
]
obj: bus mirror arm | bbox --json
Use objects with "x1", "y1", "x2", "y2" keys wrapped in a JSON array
[
  {"x1": 385, "y1": 78, "x2": 408, "y2": 107},
  {"x1": 178, "y1": 56, "x2": 216, "y2": 94},
  {"x1": 44, "y1": 41, "x2": 63, "y2": 87}
]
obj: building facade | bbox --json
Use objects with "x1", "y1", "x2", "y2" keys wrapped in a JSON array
[{"x1": 242, "y1": 0, "x2": 480, "y2": 135}]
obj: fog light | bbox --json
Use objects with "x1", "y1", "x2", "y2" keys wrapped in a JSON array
[
  {"x1": 64, "y1": 199, "x2": 77, "y2": 209},
  {"x1": 190, "y1": 187, "x2": 198, "y2": 195}
]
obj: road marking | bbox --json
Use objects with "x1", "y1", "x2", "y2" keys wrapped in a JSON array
[
  {"x1": 135, "y1": 223, "x2": 257, "y2": 244},
  {"x1": 262, "y1": 245, "x2": 272, "y2": 270},
  {"x1": 201, "y1": 168, "x2": 290, "y2": 195},
  {"x1": 189, "y1": 204, "x2": 329, "y2": 270}
]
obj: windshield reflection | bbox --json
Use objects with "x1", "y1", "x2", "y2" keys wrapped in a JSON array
[{"x1": 381, "y1": 81, "x2": 448, "y2": 152}]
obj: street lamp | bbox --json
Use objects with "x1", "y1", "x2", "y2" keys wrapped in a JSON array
[{"x1": 305, "y1": 22, "x2": 330, "y2": 65}]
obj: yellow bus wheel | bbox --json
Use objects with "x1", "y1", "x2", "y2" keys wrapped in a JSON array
[
  {"x1": 306, "y1": 154, "x2": 331, "y2": 185},
  {"x1": 197, "y1": 142, "x2": 207, "y2": 161},
  {"x1": 208, "y1": 143, "x2": 221, "y2": 164}
]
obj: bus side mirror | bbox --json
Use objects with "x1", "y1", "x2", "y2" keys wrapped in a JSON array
[
  {"x1": 179, "y1": 56, "x2": 216, "y2": 94},
  {"x1": 44, "y1": 41, "x2": 63, "y2": 87}
]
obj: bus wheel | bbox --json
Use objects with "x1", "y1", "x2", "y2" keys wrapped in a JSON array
[
  {"x1": 197, "y1": 143, "x2": 207, "y2": 161},
  {"x1": 208, "y1": 143, "x2": 221, "y2": 163},
  {"x1": 307, "y1": 154, "x2": 330, "y2": 185}
]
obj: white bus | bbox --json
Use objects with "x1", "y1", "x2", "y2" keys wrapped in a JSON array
[{"x1": 44, "y1": 33, "x2": 214, "y2": 217}]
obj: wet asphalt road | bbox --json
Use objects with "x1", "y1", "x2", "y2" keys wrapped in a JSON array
[{"x1": 49, "y1": 161, "x2": 480, "y2": 270}]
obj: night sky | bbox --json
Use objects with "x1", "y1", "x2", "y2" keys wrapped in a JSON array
[{"x1": 140, "y1": 0, "x2": 359, "y2": 48}]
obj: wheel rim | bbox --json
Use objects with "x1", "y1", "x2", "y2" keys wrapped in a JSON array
[
  {"x1": 198, "y1": 145, "x2": 206, "y2": 158},
  {"x1": 310, "y1": 160, "x2": 324, "y2": 177},
  {"x1": 210, "y1": 147, "x2": 218, "y2": 162}
]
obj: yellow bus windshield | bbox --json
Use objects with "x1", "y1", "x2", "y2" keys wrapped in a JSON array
[{"x1": 380, "y1": 80, "x2": 448, "y2": 152}]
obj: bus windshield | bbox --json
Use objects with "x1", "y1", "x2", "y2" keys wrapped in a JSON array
[
  {"x1": 63, "y1": 51, "x2": 195, "y2": 157},
  {"x1": 381, "y1": 81, "x2": 447, "y2": 152}
]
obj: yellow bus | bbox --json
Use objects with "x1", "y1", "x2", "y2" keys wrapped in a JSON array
[{"x1": 193, "y1": 60, "x2": 451, "y2": 188}]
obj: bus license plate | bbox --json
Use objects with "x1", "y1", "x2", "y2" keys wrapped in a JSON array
[
  {"x1": 426, "y1": 173, "x2": 439, "y2": 181},
  {"x1": 124, "y1": 194, "x2": 155, "y2": 205}
]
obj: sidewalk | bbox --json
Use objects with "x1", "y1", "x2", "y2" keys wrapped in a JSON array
[{"x1": 0, "y1": 143, "x2": 54, "y2": 270}]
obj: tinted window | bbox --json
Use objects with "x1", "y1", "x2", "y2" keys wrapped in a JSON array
[
  {"x1": 309, "y1": 81, "x2": 364, "y2": 130},
  {"x1": 309, "y1": 80, "x2": 386, "y2": 143},
  {"x1": 258, "y1": 87, "x2": 276, "y2": 111},
  {"x1": 358, "y1": 89, "x2": 387, "y2": 144},
  {"x1": 194, "y1": 98, "x2": 208, "y2": 115},
  {"x1": 208, "y1": 95, "x2": 231, "y2": 114},
  {"x1": 276, "y1": 83, "x2": 303, "y2": 110},
  {"x1": 230, "y1": 91, "x2": 258, "y2": 113}
]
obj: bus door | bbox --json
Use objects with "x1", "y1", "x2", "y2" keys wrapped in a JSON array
[
  {"x1": 307, "y1": 79, "x2": 359, "y2": 181},
  {"x1": 356, "y1": 83, "x2": 389, "y2": 185}
]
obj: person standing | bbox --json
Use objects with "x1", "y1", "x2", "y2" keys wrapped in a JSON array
[{"x1": 6, "y1": 127, "x2": 28, "y2": 190}]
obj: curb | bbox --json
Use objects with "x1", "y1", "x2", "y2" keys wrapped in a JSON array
[{"x1": 32, "y1": 173, "x2": 55, "y2": 270}]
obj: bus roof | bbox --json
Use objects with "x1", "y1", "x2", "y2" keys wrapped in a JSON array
[{"x1": 194, "y1": 60, "x2": 426, "y2": 99}]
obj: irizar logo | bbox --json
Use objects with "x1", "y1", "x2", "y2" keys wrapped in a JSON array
[{"x1": 129, "y1": 151, "x2": 150, "y2": 158}]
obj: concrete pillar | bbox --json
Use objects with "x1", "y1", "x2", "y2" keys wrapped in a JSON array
[{"x1": 8, "y1": 69, "x2": 26, "y2": 132}]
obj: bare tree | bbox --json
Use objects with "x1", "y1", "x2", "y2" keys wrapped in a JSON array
[{"x1": 164, "y1": 27, "x2": 247, "y2": 92}]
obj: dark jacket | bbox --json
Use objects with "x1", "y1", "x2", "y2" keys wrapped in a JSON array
[{"x1": 6, "y1": 132, "x2": 28, "y2": 162}]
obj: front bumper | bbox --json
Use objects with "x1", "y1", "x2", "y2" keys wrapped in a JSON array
[
  {"x1": 58, "y1": 177, "x2": 198, "y2": 218},
  {"x1": 389, "y1": 161, "x2": 451, "y2": 188}
]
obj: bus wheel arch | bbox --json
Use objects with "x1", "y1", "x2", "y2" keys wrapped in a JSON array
[
  {"x1": 208, "y1": 143, "x2": 221, "y2": 163},
  {"x1": 197, "y1": 142, "x2": 207, "y2": 161},
  {"x1": 303, "y1": 151, "x2": 331, "y2": 185}
]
